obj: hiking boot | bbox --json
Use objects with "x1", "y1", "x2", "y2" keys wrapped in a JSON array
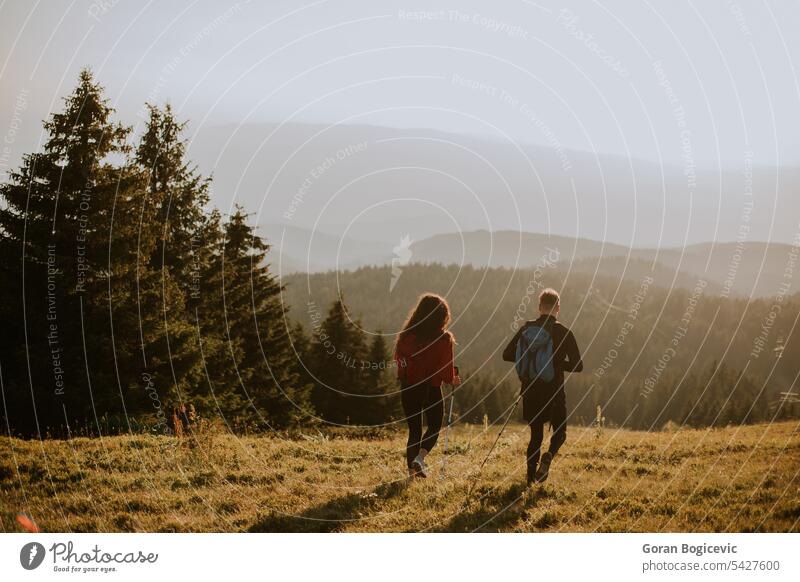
[
  {"x1": 535, "y1": 452, "x2": 552, "y2": 483},
  {"x1": 526, "y1": 464, "x2": 537, "y2": 486},
  {"x1": 411, "y1": 455, "x2": 428, "y2": 478}
]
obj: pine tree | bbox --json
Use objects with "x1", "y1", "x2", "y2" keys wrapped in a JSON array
[
  {"x1": 366, "y1": 334, "x2": 388, "y2": 387},
  {"x1": 0, "y1": 70, "x2": 198, "y2": 433},
  {"x1": 309, "y1": 297, "x2": 370, "y2": 424},
  {"x1": 0, "y1": 70, "x2": 324, "y2": 434},
  {"x1": 356, "y1": 333, "x2": 399, "y2": 424},
  {"x1": 288, "y1": 320, "x2": 317, "y2": 419},
  {"x1": 135, "y1": 103, "x2": 213, "y2": 304},
  {"x1": 0, "y1": 69, "x2": 129, "y2": 432},
  {"x1": 0, "y1": 70, "x2": 214, "y2": 435},
  {"x1": 195, "y1": 206, "x2": 311, "y2": 427}
]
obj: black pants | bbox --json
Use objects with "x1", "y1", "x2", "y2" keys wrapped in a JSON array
[
  {"x1": 401, "y1": 382, "x2": 444, "y2": 468},
  {"x1": 526, "y1": 387, "x2": 567, "y2": 470}
]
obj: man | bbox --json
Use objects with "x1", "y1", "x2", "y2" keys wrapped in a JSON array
[{"x1": 503, "y1": 288, "x2": 583, "y2": 485}]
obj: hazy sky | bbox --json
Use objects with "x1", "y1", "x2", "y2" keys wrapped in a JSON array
[{"x1": 2, "y1": 0, "x2": 799, "y2": 179}]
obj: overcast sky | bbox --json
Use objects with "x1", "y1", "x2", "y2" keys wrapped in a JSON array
[{"x1": 2, "y1": 0, "x2": 799, "y2": 180}]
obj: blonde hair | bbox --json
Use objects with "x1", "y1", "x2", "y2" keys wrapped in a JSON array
[{"x1": 539, "y1": 288, "x2": 560, "y2": 310}]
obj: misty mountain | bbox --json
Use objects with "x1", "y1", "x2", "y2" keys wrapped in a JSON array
[
  {"x1": 188, "y1": 122, "x2": 800, "y2": 252},
  {"x1": 405, "y1": 231, "x2": 796, "y2": 298},
  {"x1": 263, "y1": 224, "x2": 793, "y2": 298}
]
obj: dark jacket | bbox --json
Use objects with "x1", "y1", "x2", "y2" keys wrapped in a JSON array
[{"x1": 503, "y1": 314, "x2": 583, "y2": 422}]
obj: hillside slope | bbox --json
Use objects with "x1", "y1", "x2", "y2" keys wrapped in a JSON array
[{"x1": 2, "y1": 422, "x2": 797, "y2": 532}]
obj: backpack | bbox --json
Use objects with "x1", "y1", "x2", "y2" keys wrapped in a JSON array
[{"x1": 514, "y1": 322, "x2": 556, "y2": 383}]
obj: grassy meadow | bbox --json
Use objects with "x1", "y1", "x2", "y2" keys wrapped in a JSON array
[{"x1": 2, "y1": 421, "x2": 799, "y2": 533}]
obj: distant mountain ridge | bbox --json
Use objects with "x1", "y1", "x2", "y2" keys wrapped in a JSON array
[{"x1": 265, "y1": 225, "x2": 795, "y2": 298}]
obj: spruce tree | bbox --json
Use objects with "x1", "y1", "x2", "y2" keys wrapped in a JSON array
[
  {"x1": 196, "y1": 206, "x2": 311, "y2": 427},
  {"x1": 0, "y1": 69, "x2": 132, "y2": 432},
  {"x1": 359, "y1": 333, "x2": 400, "y2": 424},
  {"x1": 0, "y1": 70, "x2": 205, "y2": 434},
  {"x1": 135, "y1": 103, "x2": 214, "y2": 305},
  {"x1": 309, "y1": 297, "x2": 370, "y2": 424}
]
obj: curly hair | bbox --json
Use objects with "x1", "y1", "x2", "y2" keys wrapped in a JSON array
[{"x1": 397, "y1": 293, "x2": 452, "y2": 345}]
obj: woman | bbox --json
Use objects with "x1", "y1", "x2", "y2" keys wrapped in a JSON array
[{"x1": 394, "y1": 293, "x2": 460, "y2": 478}]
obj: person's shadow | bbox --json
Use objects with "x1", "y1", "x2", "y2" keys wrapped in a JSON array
[
  {"x1": 249, "y1": 478, "x2": 548, "y2": 532},
  {"x1": 248, "y1": 478, "x2": 409, "y2": 532},
  {"x1": 433, "y1": 482, "x2": 547, "y2": 532}
]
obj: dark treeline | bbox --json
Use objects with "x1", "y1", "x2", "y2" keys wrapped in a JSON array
[
  {"x1": 284, "y1": 263, "x2": 800, "y2": 429},
  {"x1": 0, "y1": 70, "x2": 396, "y2": 437}
]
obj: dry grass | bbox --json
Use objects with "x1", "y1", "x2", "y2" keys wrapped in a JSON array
[{"x1": 2, "y1": 421, "x2": 799, "y2": 532}]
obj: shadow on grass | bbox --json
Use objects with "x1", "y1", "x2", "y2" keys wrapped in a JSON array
[
  {"x1": 435, "y1": 482, "x2": 546, "y2": 532},
  {"x1": 248, "y1": 478, "x2": 409, "y2": 532}
]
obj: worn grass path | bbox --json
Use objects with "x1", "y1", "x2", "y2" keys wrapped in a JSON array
[{"x1": 2, "y1": 422, "x2": 799, "y2": 532}]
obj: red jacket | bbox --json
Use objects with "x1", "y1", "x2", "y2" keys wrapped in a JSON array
[{"x1": 394, "y1": 332, "x2": 455, "y2": 387}]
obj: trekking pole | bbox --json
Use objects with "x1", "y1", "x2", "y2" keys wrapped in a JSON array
[
  {"x1": 441, "y1": 383, "x2": 456, "y2": 479},
  {"x1": 441, "y1": 366, "x2": 459, "y2": 479},
  {"x1": 464, "y1": 393, "x2": 522, "y2": 501}
]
